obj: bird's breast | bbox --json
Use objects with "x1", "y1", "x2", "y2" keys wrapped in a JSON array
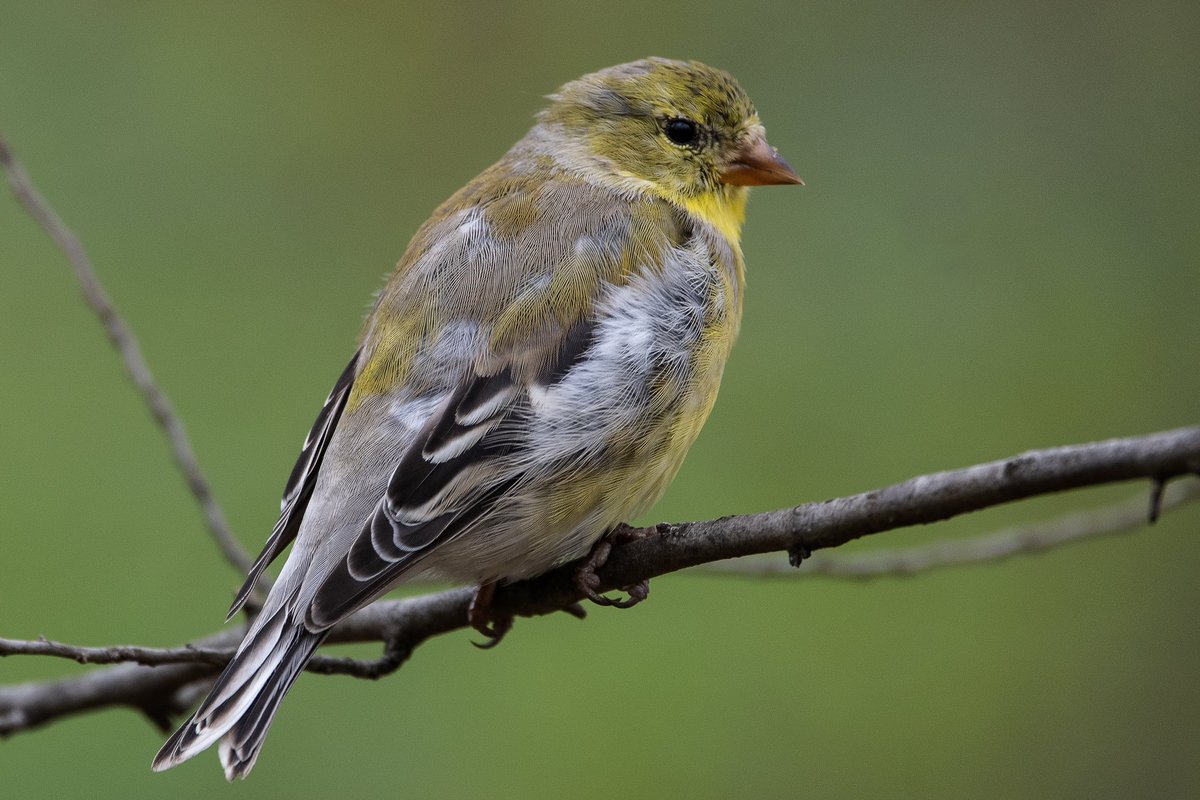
[{"x1": 512, "y1": 228, "x2": 743, "y2": 546}]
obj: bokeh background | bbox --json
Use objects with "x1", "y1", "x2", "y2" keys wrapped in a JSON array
[{"x1": 2, "y1": 2, "x2": 1198, "y2": 798}]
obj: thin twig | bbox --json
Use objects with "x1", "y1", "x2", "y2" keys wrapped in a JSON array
[
  {"x1": 695, "y1": 478, "x2": 1200, "y2": 579},
  {"x1": 306, "y1": 640, "x2": 413, "y2": 679},
  {"x1": 1, "y1": 426, "x2": 1198, "y2": 737},
  {"x1": 0, "y1": 637, "x2": 233, "y2": 669},
  {"x1": 0, "y1": 135, "x2": 257, "y2": 585},
  {"x1": 0, "y1": 635, "x2": 411, "y2": 681}
]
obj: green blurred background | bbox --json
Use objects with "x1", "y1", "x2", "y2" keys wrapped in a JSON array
[{"x1": 2, "y1": 2, "x2": 1198, "y2": 797}]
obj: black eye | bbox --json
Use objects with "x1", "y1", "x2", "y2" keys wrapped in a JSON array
[{"x1": 664, "y1": 118, "x2": 700, "y2": 146}]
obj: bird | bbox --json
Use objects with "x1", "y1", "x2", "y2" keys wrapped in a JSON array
[{"x1": 152, "y1": 56, "x2": 801, "y2": 779}]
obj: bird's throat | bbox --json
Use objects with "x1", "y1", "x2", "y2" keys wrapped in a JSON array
[{"x1": 678, "y1": 186, "x2": 748, "y2": 246}]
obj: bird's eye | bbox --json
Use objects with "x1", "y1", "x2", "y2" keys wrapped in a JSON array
[{"x1": 664, "y1": 118, "x2": 700, "y2": 146}]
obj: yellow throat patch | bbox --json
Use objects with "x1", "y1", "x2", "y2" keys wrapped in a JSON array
[{"x1": 679, "y1": 187, "x2": 748, "y2": 246}]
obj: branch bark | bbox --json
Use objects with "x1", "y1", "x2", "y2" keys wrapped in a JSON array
[
  {"x1": 697, "y1": 478, "x2": 1200, "y2": 579},
  {"x1": 2, "y1": 426, "x2": 1198, "y2": 737}
]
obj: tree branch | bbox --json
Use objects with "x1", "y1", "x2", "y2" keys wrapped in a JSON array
[
  {"x1": 695, "y1": 478, "x2": 1200, "y2": 579},
  {"x1": 2, "y1": 426, "x2": 1197, "y2": 737},
  {"x1": 0, "y1": 134, "x2": 256, "y2": 584}
]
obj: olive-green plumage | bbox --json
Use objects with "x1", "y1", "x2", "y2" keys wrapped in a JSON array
[{"x1": 153, "y1": 57, "x2": 800, "y2": 780}]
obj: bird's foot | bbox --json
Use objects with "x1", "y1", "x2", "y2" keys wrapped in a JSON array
[
  {"x1": 468, "y1": 581, "x2": 514, "y2": 649},
  {"x1": 574, "y1": 524, "x2": 651, "y2": 609}
]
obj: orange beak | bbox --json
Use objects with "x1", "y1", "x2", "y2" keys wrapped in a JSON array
[{"x1": 720, "y1": 133, "x2": 803, "y2": 187}]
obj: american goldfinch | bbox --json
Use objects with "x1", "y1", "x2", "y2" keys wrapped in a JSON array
[{"x1": 153, "y1": 57, "x2": 800, "y2": 779}]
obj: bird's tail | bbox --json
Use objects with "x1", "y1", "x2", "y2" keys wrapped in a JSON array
[{"x1": 151, "y1": 607, "x2": 327, "y2": 780}]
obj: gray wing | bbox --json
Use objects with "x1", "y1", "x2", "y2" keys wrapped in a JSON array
[{"x1": 303, "y1": 321, "x2": 595, "y2": 630}]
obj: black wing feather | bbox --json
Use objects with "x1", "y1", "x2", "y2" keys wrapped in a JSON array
[
  {"x1": 226, "y1": 352, "x2": 359, "y2": 620},
  {"x1": 303, "y1": 368, "x2": 521, "y2": 629}
]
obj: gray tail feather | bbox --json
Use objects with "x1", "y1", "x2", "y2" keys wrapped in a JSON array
[{"x1": 151, "y1": 608, "x2": 327, "y2": 780}]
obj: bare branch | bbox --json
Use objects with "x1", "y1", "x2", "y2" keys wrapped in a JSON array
[
  {"x1": 0, "y1": 135, "x2": 257, "y2": 585},
  {"x1": 696, "y1": 478, "x2": 1200, "y2": 579},
  {"x1": 0, "y1": 631, "x2": 241, "y2": 736},
  {"x1": 0, "y1": 637, "x2": 233, "y2": 669},
  {"x1": 2, "y1": 426, "x2": 1197, "y2": 738},
  {"x1": 0, "y1": 633, "x2": 410, "y2": 680}
]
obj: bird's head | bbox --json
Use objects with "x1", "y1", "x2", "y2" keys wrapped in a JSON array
[{"x1": 539, "y1": 58, "x2": 801, "y2": 207}]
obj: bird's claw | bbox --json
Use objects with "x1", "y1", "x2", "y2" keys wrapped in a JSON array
[
  {"x1": 574, "y1": 529, "x2": 651, "y2": 609},
  {"x1": 470, "y1": 615, "x2": 513, "y2": 650},
  {"x1": 606, "y1": 579, "x2": 649, "y2": 609},
  {"x1": 468, "y1": 581, "x2": 514, "y2": 649}
]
